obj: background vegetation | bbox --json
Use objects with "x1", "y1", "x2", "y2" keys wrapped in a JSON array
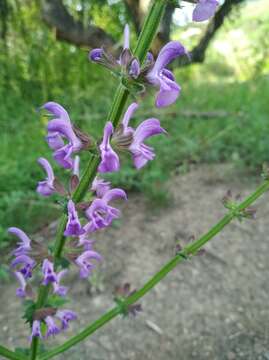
[{"x1": 0, "y1": 0, "x2": 268, "y2": 251}]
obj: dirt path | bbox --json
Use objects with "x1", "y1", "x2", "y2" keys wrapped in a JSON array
[{"x1": 1, "y1": 164, "x2": 269, "y2": 360}]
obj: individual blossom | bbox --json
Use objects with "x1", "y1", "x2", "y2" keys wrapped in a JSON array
[
  {"x1": 14, "y1": 271, "x2": 27, "y2": 298},
  {"x1": 55, "y1": 309, "x2": 77, "y2": 330},
  {"x1": 91, "y1": 177, "x2": 111, "y2": 198},
  {"x1": 192, "y1": 0, "x2": 219, "y2": 22},
  {"x1": 45, "y1": 316, "x2": 60, "y2": 338},
  {"x1": 8, "y1": 227, "x2": 31, "y2": 256},
  {"x1": 52, "y1": 269, "x2": 68, "y2": 297},
  {"x1": 11, "y1": 254, "x2": 36, "y2": 279},
  {"x1": 114, "y1": 102, "x2": 166, "y2": 169},
  {"x1": 98, "y1": 122, "x2": 120, "y2": 173},
  {"x1": 30, "y1": 320, "x2": 42, "y2": 342},
  {"x1": 146, "y1": 41, "x2": 187, "y2": 107},
  {"x1": 75, "y1": 250, "x2": 102, "y2": 279},
  {"x1": 36, "y1": 157, "x2": 55, "y2": 196},
  {"x1": 42, "y1": 259, "x2": 57, "y2": 285},
  {"x1": 43, "y1": 102, "x2": 82, "y2": 169},
  {"x1": 84, "y1": 188, "x2": 127, "y2": 232},
  {"x1": 64, "y1": 200, "x2": 85, "y2": 237}
]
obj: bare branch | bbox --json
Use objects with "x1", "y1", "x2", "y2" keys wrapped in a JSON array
[{"x1": 42, "y1": 0, "x2": 115, "y2": 49}]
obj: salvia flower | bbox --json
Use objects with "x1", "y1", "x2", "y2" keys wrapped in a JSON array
[
  {"x1": 192, "y1": 0, "x2": 219, "y2": 22},
  {"x1": 8, "y1": 227, "x2": 31, "y2": 256},
  {"x1": 114, "y1": 102, "x2": 166, "y2": 169},
  {"x1": 14, "y1": 271, "x2": 27, "y2": 298},
  {"x1": 30, "y1": 320, "x2": 42, "y2": 342},
  {"x1": 85, "y1": 188, "x2": 127, "y2": 232},
  {"x1": 37, "y1": 157, "x2": 55, "y2": 196},
  {"x1": 44, "y1": 102, "x2": 82, "y2": 169},
  {"x1": 55, "y1": 309, "x2": 77, "y2": 330},
  {"x1": 42, "y1": 259, "x2": 57, "y2": 285},
  {"x1": 146, "y1": 41, "x2": 187, "y2": 107},
  {"x1": 64, "y1": 200, "x2": 85, "y2": 237},
  {"x1": 75, "y1": 250, "x2": 102, "y2": 279},
  {"x1": 52, "y1": 269, "x2": 68, "y2": 297},
  {"x1": 11, "y1": 254, "x2": 36, "y2": 279},
  {"x1": 98, "y1": 122, "x2": 120, "y2": 173},
  {"x1": 91, "y1": 177, "x2": 111, "y2": 198},
  {"x1": 45, "y1": 316, "x2": 60, "y2": 338}
]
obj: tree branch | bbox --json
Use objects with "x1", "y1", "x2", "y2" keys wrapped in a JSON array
[
  {"x1": 187, "y1": 0, "x2": 245, "y2": 64},
  {"x1": 41, "y1": 0, "x2": 115, "y2": 49}
]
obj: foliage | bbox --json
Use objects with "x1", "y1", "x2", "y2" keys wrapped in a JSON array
[{"x1": 0, "y1": 0, "x2": 269, "y2": 249}]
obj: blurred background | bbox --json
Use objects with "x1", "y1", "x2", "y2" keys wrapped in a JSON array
[{"x1": 0, "y1": 0, "x2": 269, "y2": 358}]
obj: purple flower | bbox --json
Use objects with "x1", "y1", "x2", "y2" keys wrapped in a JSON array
[
  {"x1": 64, "y1": 200, "x2": 85, "y2": 237},
  {"x1": 91, "y1": 177, "x2": 111, "y2": 198},
  {"x1": 192, "y1": 0, "x2": 218, "y2": 22},
  {"x1": 146, "y1": 41, "x2": 186, "y2": 107},
  {"x1": 85, "y1": 188, "x2": 127, "y2": 232},
  {"x1": 45, "y1": 316, "x2": 60, "y2": 338},
  {"x1": 44, "y1": 102, "x2": 82, "y2": 169},
  {"x1": 42, "y1": 259, "x2": 57, "y2": 285},
  {"x1": 55, "y1": 309, "x2": 77, "y2": 330},
  {"x1": 11, "y1": 254, "x2": 36, "y2": 279},
  {"x1": 98, "y1": 122, "x2": 120, "y2": 173},
  {"x1": 52, "y1": 270, "x2": 68, "y2": 297},
  {"x1": 36, "y1": 157, "x2": 55, "y2": 196},
  {"x1": 8, "y1": 227, "x2": 31, "y2": 256},
  {"x1": 77, "y1": 234, "x2": 95, "y2": 250},
  {"x1": 129, "y1": 58, "x2": 140, "y2": 79},
  {"x1": 75, "y1": 250, "x2": 102, "y2": 278},
  {"x1": 89, "y1": 48, "x2": 104, "y2": 62},
  {"x1": 30, "y1": 320, "x2": 42, "y2": 342},
  {"x1": 14, "y1": 271, "x2": 27, "y2": 298},
  {"x1": 73, "y1": 155, "x2": 80, "y2": 177},
  {"x1": 123, "y1": 24, "x2": 130, "y2": 50},
  {"x1": 120, "y1": 102, "x2": 166, "y2": 169}
]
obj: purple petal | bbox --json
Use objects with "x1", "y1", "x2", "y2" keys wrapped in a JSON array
[
  {"x1": 42, "y1": 259, "x2": 57, "y2": 285},
  {"x1": 43, "y1": 102, "x2": 70, "y2": 119},
  {"x1": 122, "y1": 102, "x2": 138, "y2": 131},
  {"x1": 30, "y1": 320, "x2": 42, "y2": 341},
  {"x1": 11, "y1": 255, "x2": 36, "y2": 279},
  {"x1": 89, "y1": 48, "x2": 104, "y2": 62},
  {"x1": 53, "y1": 270, "x2": 68, "y2": 297},
  {"x1": 73, "y1": 156, "x2": 80, "y2": 177},
  {"x1": 91, "y1": 177, "x2": 111, "y2": 198},
  {"x1": 129, "y1": 59, "x2": 140, "y2": 79},
  {"x1": 102, "y1": 188, "x2": 127, "y2": 203},
  {"x1": 45, "y1": 316, "x2": 60, "y2": 337},
  {"x1": 14, "y1": 271, "x2": 27, "y2": 298},
  {"x1": 149, "y1": 41, "x2": 186, "y2": 74},
  {"x1": 8, "y1": 227, "x2": 31, "y2": 255},
  {"x1": 129, "y1": 118, "x2": 166, "y2": 169},
  {"x1": 46, "y1": 132, "x2": 65, "y2": 150},
  {"x1": 37, "y1": 158, "x2": 55, "y2": 196},
  {"x1": 98, "y1": 122, "x2": 120, "y2": 173},
  {"x1": 64, "y1": 200, "x2": 85, "y2": 237},
  {"x1": 123, "y1": 24, "x2": 130, "y2": 49},
  {"x1": 56, "y1": 310, "x2": 77, "y2": 330},
  {"x1": 155, "y1": 76, "x2": 181, "y2": 108},
  {"x1": 193, "y1": 0, "x2": 218, "y2": 22},
  {"x1": 75, "y1": 250, "x2": 102, "y2": 279}
]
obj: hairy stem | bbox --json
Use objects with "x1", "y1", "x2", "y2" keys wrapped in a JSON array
[
  {"x1": 28, "y1": 1, "x2": 167, "y2": 358},
  {"x1": 107, "y1": 0, "x2": 166, "y2": 128},
  {"x1": 39, "y1": 179, "x2": 269, "y2": 360}
]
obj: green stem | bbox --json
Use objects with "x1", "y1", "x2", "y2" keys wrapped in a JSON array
[
  {"x1": 0, "y1": 345, "x2": 28, "y2": 360},
  {"x1": 107, "y1": 0, "x2": 166, "y2": 128},
  {"x1": 29, "y1": 1, "x2": 167, "y2": 356},
  {"x1": 39, "y1": 179, "x2": 269, "y2": 360}
]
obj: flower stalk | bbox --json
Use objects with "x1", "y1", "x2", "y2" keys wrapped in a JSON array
[
  {"x1": 36, "y1": 178, "x2": 269, "y2": 360},
  {"x1": 28, "y1": 1, "x2": 167, "y2": 359}
]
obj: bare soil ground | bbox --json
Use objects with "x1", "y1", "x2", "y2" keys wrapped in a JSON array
[{"x1": 1, "y1": 164, "x2": 269, "y2": 360}]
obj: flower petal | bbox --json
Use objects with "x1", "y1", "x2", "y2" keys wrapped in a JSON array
[{"x1": 193, "y1": 0, "x2": 218, "y2": 22}]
